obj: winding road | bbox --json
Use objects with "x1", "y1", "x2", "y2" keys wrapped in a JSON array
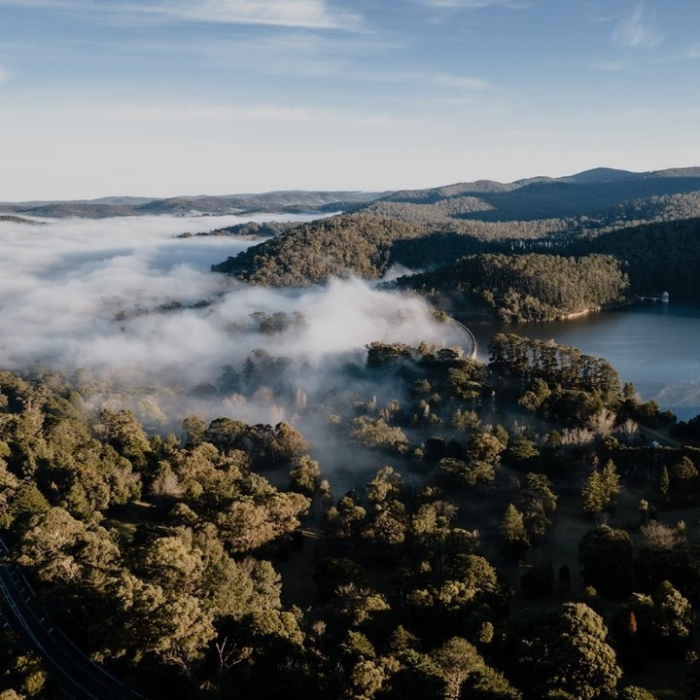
[
  {"x1": 0, "y1": 537, "x2": 146, "y2": 700},
  {"x1": 449, "y1": 317, "x2": 478, "y2": 359}
]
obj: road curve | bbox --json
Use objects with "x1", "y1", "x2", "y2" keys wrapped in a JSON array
[
  {"x1": 0, "y1": 537, "x2": 146, "y2": 700},
  {"x1": 448, "y1": 317, "x2": 477, "y2": 359}
]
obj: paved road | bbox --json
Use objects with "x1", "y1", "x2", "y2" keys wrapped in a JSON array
[
  {"x1": 0, "y1": 537, "x2": 146, "y2": 700},
  {"x1": 449, "y1": 318, "x2": 477, "y2": 359}
]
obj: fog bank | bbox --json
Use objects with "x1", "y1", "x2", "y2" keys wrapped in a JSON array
[{"x1": 0, "y1": 214, "x2": 465, "y2": 426}]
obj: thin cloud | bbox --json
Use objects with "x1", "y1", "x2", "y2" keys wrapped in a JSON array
[
  {"x1": 592, "y1": 59, "x2": 629, "y2": 72},
  {"x1": 0, "y1": 65, "x2": 8, "y2": 83},
  {"x1": 613, "y1": 105, "x2": 700, "y2": 121},
  {"x1": 371, "y1": 70, "x2": 492, "y2": 92},
  {"x1": 199, "y1": 32, "x2": 375, "y2": 79},
  {"x1": 47, "y1": 102, "x2": 394, "y2": 128},
  {"x1": 132, "y1": 0, "x2": 361, "y2": 30},
  {"x1": 412, "y1": 0, "x2": 528, "y2": 8},
  {"x1": 430, "y1": 72, "x2": 492, "y2": 90},
  {"x1": 0, "y1": 0, "x2": 362, "y2": 30},
  {"x1": 612, "y1": 4, "x2": 663, "y2": 48},
  {"x1": 0, "y1": 0, "x2": 79, "y2": 7}
]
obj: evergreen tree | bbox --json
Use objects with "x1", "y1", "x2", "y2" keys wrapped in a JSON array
[{"x1": 500, "y1": 504, "x2": 530, "y2": 561}]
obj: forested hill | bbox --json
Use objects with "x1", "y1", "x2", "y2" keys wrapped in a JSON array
[
  {"x1": 360, "y1": 168, "x2": 700, "y2": 237},
  {"x1": 562, "y1": 217, "x2": 700, "y2": 297},
  {"x1": 211, "y1": 214, "x2": 700, "y2": 322},
  {"x1": 209, "y1": 166, "x2": 700, "y2": 292},
  {"x1": 394, "y1": 254, "x2": 629, "y2": 322},
  {"x1": 390, "y1": 218, "x2": 700, "y2": 319},
  {"x1": 212, "y1": 214, "x2": 428, "y2": 285}
]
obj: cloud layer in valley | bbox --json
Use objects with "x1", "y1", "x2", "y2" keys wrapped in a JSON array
[{"x1": 0, "y1": 214, "x2": 465, "y2": 426}]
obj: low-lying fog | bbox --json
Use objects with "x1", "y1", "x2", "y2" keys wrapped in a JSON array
[{"x1": 0, "y1": 214, "x2": 464, "y2": 429}]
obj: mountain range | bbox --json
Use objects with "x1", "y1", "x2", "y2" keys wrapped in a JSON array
[{"x1": 3, "y1": 166, "x2": 700, "y2": 225}]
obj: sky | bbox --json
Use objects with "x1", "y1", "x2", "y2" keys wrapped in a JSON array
[{"x1": 1, "y1": 0, "x2": 699, "y2": 199}]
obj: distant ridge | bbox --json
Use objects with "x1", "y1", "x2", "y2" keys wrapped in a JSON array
[
  {"x1": 2, "y1": 166, "x2": 700, "y2": 222},
  {"x1": 0, "y1": 191, "x2": 384, "y2": 219},
  {"x1": 375, "y1": 166, "x2": 700, "y2": 205},
  {"x1": 559, "y1": 167, "x2": 637, "y2": 184},
  {"x1": 363, "y1": 166, "x2": 700, "y2": 225}
]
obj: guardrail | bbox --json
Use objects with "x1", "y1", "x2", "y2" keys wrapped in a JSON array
[{"x1": 0, "y1": 535, "x2": 147, "y2": 699}]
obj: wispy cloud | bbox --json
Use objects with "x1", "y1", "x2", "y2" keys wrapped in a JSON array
[
  {"x1": 592, "y1": 59, "x2": 629, "y2": 72},
  {"x1": 609, "y1": 105, "x2": 700, "y2": 122},
  {"x1": 428, "y1": 72, "x2": 492, "y2": 90},
  {"x1": 199, "y1": 32, "x2": 375, "y2": 79},
  {"x1": 0, "y1": 0, "x2": 361, "y2": 30},
  {"x1": 0, "y1": 65, "x2": 8, "y2": 83},
  {"x1": 371, "y1": 70, "x2": 492, "y2": 91},
  {"x1": 412, "y1": 0, "x2": 527, "y2": 8},
  {"x1": 131, "y1": 0, "x2": 361, "y2": 30},
  {"x1": 50, "y1": 102, "x2": 394, "y2": 128},
  {"x1": 612, "y1": 3, "x2": 663, "y2": 48}
]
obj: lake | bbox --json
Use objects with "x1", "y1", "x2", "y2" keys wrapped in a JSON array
[{"x1": 467, "y1": 300, "x2": 700, "y2": 422}]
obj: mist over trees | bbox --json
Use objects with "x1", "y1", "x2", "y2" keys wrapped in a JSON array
[{"x1": 2, "y1": 322, "x2": 699, "y2": 698}]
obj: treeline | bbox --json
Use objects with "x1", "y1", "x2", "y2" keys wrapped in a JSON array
[
  {"x1": 489, "y1": 333, "x2": 622, "y2": 396},
  {"x1": 396, "y1": 253, "x2": 628, "y2": 322},
  {"x1": 487, "y1": 333, "x2": 623, "y2": 424}
]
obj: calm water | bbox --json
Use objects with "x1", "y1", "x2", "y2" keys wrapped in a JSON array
[{"x1": 468, "y1": 300, "x2": 700, "y2": 421}]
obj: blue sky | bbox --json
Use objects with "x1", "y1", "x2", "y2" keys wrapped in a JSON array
[{"x1": 1, "y1": 0, "x2": 699, "y2": 199}]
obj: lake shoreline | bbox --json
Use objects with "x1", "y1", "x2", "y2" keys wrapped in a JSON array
[{"x1": 463, "y1": 299, "x2": 700, "y2": 422}]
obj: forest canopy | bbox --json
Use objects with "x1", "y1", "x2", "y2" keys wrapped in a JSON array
[
  {"x1": 0, "y1": 325, "x2": 697, "y2": 699},
  {"x1": 394, "y1": 253, "x2": 629, "y2": 322}
]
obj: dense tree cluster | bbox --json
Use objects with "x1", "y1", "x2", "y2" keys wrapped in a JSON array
[
  {"x1": 397, "y1": 253, "x2": 628, "y2": 322},
  {"x1": 2, "y1": 329, "x2": 700, "y2": 699},
  {"x1": 212, "y1": 214, "x2": 428, "y2": 286},
  {"x1": 489, "y1": 333, "x2": 622, "y2": 414},
  {"x1": 567, "y1": 217, "x2": 700, "y2": 296}
]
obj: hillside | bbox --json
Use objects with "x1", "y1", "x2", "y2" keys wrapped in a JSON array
[
  {"x1": 211, "y1": 192, "x2": 700, "y2": 323},
  {"x1": 563, "y1": 217, "x2": 700, "y2": 296},
  {"x1": 362, "y1": 167, "x2": 700, "y2": 236},
  {"x1": 212, "y1": 213, "x2": 428, "y2": 285},
  {"x1": 0, "y1": 215, "x2": 41, "y2": 225},
  {"x1": 394, "y1": 253, "x2": 629, "y2": 322},
  {"x1": 388, "y1": 218, "x2": 700, "y2": 320}
]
